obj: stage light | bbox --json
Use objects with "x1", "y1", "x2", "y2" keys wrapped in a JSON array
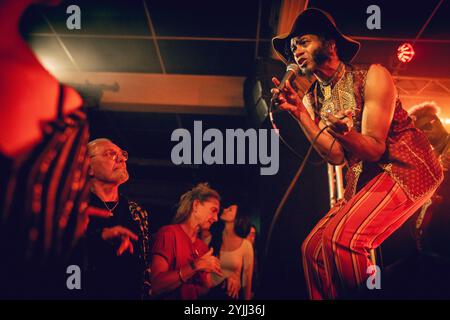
[
  {"x1": 397, "y1": 43, "x2": 415, "y2": 63},
  {"x1": 441, "y1": 117, "x2": 450, "y2": 125}
]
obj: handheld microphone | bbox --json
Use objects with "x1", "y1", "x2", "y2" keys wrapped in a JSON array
[
  {"x1": 277, "y1": 63, "x2": 300, "y2": 91},
  {"x1": 270, "y1": 63, "x2": 300, "y2": 116}
]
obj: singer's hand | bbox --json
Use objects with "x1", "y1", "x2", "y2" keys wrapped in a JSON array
[
  {"x1": 325, "y1": 110, "x2": 354, "y2": 137},
  {"x1": 271, "y1": 78, "x2": 307, "y2": 120}
]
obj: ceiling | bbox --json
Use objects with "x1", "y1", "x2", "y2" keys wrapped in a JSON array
[
  {"x1": 22, "y1": 0, "x2": 277, "y2": 76},
  {"x1": 21, "y1": 0, "x2": 450, "y2": 77},
  {"x1": 21, "y1": 0, "x2": 450, "y2": 113},
  {"x1": 19, "y1": 0, "x2": 450, "y2": 228},
  {"x1": 310, "y1": 0, "x2": 450, "y2": 77}
]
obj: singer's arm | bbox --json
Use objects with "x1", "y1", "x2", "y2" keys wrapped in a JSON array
[
  {"x1": 271, "y1": 78, "x2": 345, "y2": 165},
  {"x1": 297, "y1": 108, "x2": 346, "y2": 165},
  {"x1": 326, "y1": 64, "x2": 396, "y2": 162}
]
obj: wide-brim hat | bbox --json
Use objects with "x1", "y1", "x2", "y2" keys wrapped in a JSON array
[{"x1": 272, "y1": 8, "x2": 360, "y2": 65}]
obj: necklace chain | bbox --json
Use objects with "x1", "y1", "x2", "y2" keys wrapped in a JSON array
[
  {"x1": 102, "y1": 198, "x2": 119, "y2": 215},
  {"x1": 320, "y1": 62, "x2": 344, "y2": 87}
]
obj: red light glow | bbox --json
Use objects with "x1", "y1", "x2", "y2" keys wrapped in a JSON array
[{"x1": 397, "y1": 43, "x2": 415, "y2": 63}]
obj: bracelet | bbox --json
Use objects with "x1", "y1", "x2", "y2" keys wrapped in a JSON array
[
  {"x1": 189, "y1": 259, "x2": 197, "y2": 271},
  {"x1": 178, "y1": 268, "x2": 187, "y2": 284}
]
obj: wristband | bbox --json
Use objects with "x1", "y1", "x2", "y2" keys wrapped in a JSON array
[
  {"x1": 189, "y1": 260, "x2": 197, "y2": 271},
  {"x1": 178, "y1": 268, "x2": 187, "y2": 283}
]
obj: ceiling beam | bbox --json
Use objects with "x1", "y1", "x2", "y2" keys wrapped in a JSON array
[
  {"x1": 351, "y1": 36, "x2": 450, "y2": 44},
  {"x1": 56, "y1": 71, "x2": 245, "y2": 115},
  {"x1": 29, "y1": 32, "x2": 450, "y2": 45}
]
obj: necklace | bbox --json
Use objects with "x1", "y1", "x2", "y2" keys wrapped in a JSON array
[
  {"x1": 319, "y1": 62, "x2": 345, "y2": 87},
  {"x1": 102, "y1": 199, "x2": 119, "y2": 216},
  {"x1": 317, "y1": 62, "x2": 345, "y2": 119}
]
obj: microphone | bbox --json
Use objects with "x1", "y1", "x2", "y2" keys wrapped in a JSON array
[
  {"x1": 270, "y1": 63, "x2": 300, "y2": 116},
  {"x1": 277, "y1": 63, "x2": 300, "y2": 91}
]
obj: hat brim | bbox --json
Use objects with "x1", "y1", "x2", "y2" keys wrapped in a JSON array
[{"x1": 272, "y1": 8, "x2": 360, "y2": 65}]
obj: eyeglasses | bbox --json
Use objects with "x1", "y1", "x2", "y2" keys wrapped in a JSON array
[{"x1": 91, "y1": 149, "x2": 128, "y2": 162}]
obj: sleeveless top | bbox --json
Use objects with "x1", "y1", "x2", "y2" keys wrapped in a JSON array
[
  {"x1": 0, "y1": 84, "x2": 89, "y2": 297},
  {"x1": 303, "y1": 64, "x2": 443, "y2": 202}
]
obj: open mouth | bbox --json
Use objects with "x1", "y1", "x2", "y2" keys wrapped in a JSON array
[{"x1": 297, "y1": 58, "x2": 307, "y2": 68}]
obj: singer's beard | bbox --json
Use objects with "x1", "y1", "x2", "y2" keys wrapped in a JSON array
[{"x1": 298, "y1": 43, "x2": 332, "y2": 79}]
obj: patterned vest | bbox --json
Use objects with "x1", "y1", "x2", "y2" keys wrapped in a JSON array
[{"x1": 304, "y1": 64, "x2": 443, "y2": 201}]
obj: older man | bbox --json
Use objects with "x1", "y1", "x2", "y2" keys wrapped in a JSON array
[
  {"x1": 271, "y1": 8, "x2": 443, "y2": 299},
  {"x1": 86, "y1": 138, "x2": 150, "y2": 299}
]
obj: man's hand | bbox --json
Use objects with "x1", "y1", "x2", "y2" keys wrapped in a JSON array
[
  {"x1": 116, "y1": 235, "x2": 134, "y2": 256},
  {"x1": 271, "y1": 78, "x2": 307, "y2": 120},
  {"x1": 194, "y1": 248, "x2": 223, "y2": 277},
  {"x1": 74, "y1": 206, "x2": 111, "y2": 242},
  {"x1": 101, "y1": 226, "x2": 138, "y2": 256},
  {"x1": 225, "y1": 275, "x2": 240, "y2": 299}
]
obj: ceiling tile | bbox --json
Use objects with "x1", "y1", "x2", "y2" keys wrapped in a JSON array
[
  {"x1": 160, "y1": 40, "x2": 256, "y2": 76},
  {"x1": 147, "y1": 0, "x2": 259, "y2": 38},
  {"x1": 27, "y1": 35, "x2": 77, "y2": 72},
  {"x1": 42, "y1": 0, "x2": 150, "y2": 36},
  {"x1": 309, "y1": 0, "x2": 446, "y2": 39},
  {"x1": 62, "y1": 37, "x2": 161, "y2": 73},
  {"x1": 20, "y1": 6, "x2": 52, "y2": 35},
  {"x1": 422, "y1": 0, "x2": 450, "y2": 39}
]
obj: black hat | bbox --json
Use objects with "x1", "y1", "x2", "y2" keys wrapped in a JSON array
[{"x1": 272, "y1": 8, "x2": 360, "y2": 64}]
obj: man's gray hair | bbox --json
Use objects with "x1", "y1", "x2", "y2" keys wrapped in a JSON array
[{"x1": 87, "y1": 138, "x2": 113, "y2": 156}]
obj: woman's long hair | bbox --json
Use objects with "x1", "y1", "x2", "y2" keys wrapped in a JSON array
[{"x1": 209, "y1": 204, "x2": 251, "y2": 257}]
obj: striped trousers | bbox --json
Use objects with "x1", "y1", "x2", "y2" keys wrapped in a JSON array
[{"x1": 302, "y1": 172, "x2": 435, "y2": 299}]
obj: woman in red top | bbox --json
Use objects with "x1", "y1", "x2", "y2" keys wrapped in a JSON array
[{"x1": 151, "y1": 183, "x2": 224, "y2": 299}]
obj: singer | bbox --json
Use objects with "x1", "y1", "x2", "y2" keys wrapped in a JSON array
[{"x1": 271, "y1": 8, "x2": 443, "y2": 299}]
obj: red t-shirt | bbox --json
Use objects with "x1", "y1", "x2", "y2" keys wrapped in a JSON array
[{"x1": 152, "y1": 224, "x2": 208, "y2": 299}]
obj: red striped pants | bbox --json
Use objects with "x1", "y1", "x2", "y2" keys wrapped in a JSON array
[{"x1": 302, "y1": 172, "x2": 435, "y2": 299}]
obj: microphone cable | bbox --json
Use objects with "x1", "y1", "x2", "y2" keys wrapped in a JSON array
[{"x1": 264, "y1": 96, "x2": 335, "y2": 258}]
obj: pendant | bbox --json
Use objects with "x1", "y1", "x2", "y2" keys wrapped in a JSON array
[
  {"x1": 321, "y1": 99, "x2": 336, "y2": 121},
  {"x1": 322, "y1": 85, "x2": 332, "y2": 100}
]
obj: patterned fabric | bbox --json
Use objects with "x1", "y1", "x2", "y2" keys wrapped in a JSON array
[
  {"x1": 0, "y1": 85, "x2": 90, "y2": 297},
  {"x1": 129, "y1": 200, "x2": 152, "y2": 297},
  {"x1": 438, "y1": 136, "x2": 450, "y2": 171},
  {"x1": 304, "y1": 64, "x2": 443, "y2": 201},
  {"x1": 1, "y1": 91, "x2": 89, "y2": 261},
  {"x1": 129, "y1": 201, "x2": 151, "y2": 267},
  {"x1": 302, "y1": 172, "x2": 435, "y2": 299}
]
